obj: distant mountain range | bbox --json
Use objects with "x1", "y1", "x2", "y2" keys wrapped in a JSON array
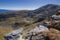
[
  {"x1": 0, "y1": 9, "x2": 15, "y2": 13},
  {"x1": 0, "y1": 4, "x2": 60, "y2": 21}
]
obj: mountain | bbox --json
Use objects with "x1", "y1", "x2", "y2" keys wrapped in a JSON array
[
  {"x1": 0, "y1": 4, "x2": 60, "y2": 21},
  {"x1": 0, "y1": 9, "x2": 15, "y2": 13},
  {"x1": 33, "y1": 4, "x2": 60, "y2": 16}
]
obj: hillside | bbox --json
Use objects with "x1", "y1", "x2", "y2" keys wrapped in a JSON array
[
  {"x1": 0, "y1": 4, "x2": 60, "y2": 40},
  {"x1": 0, "y1": 27, "x2": 13, "y2": 40},
  {"x1": 0, "y1": 4, "x2": 60, "y2": 21}
]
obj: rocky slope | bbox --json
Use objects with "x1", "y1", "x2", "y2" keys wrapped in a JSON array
[
  {"x1": 0, "y1": 4, "x2": 60, "y2": 40},
  {"x1": 0, "y1": 4, "x2": 60, "y2": 21}
]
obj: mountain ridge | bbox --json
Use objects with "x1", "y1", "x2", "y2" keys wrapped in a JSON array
[
  {"x1": 0, "y1": 4, "x2": 60, "y2": 21},
  {"x1": 0, "y1": 9, "x2": 16, "y2": 13}
]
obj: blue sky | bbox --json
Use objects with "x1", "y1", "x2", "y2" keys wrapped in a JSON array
[{"x1": 0, "y1": 0, "x2": 60, "y2": 10}]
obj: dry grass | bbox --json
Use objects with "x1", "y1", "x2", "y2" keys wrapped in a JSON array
[
  {"x1": 46, "y1": 28, "x2": 60, "y2": 40},
  {"x1": 0, "y1": 27, "x2": 13, "y2": 40}
]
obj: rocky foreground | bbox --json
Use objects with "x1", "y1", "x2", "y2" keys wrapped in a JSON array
[{"x1": 4, "y1": 13, "x2": 60, "y2": 40}]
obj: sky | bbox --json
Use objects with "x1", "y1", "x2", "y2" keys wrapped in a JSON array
[{"x1": 0, "y1": 0, "x2": 60, "y2": 10}]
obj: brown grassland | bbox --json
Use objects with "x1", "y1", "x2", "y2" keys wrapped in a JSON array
[{"x1": 0, "y1": 27, "x2": 13, "y2": 40}]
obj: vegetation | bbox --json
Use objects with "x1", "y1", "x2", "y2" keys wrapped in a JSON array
[
  {"x1": 0, "y1": 4, "x2": 60, "y2": 40},
  {"x1": 0, "y1": 27, "x2": 13, "y2": 40}
]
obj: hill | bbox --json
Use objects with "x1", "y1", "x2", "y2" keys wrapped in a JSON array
[
  {"x1": 0, "y1": 4, "x2": 60, "y2": 40},
  {"x1": 0, "y1": 4, "x2": 60, "y2": 20}
]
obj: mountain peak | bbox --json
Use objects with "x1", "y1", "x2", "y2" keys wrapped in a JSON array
[{"x1": 34, "y1": 4, "x2": 60, "y2": 13}]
